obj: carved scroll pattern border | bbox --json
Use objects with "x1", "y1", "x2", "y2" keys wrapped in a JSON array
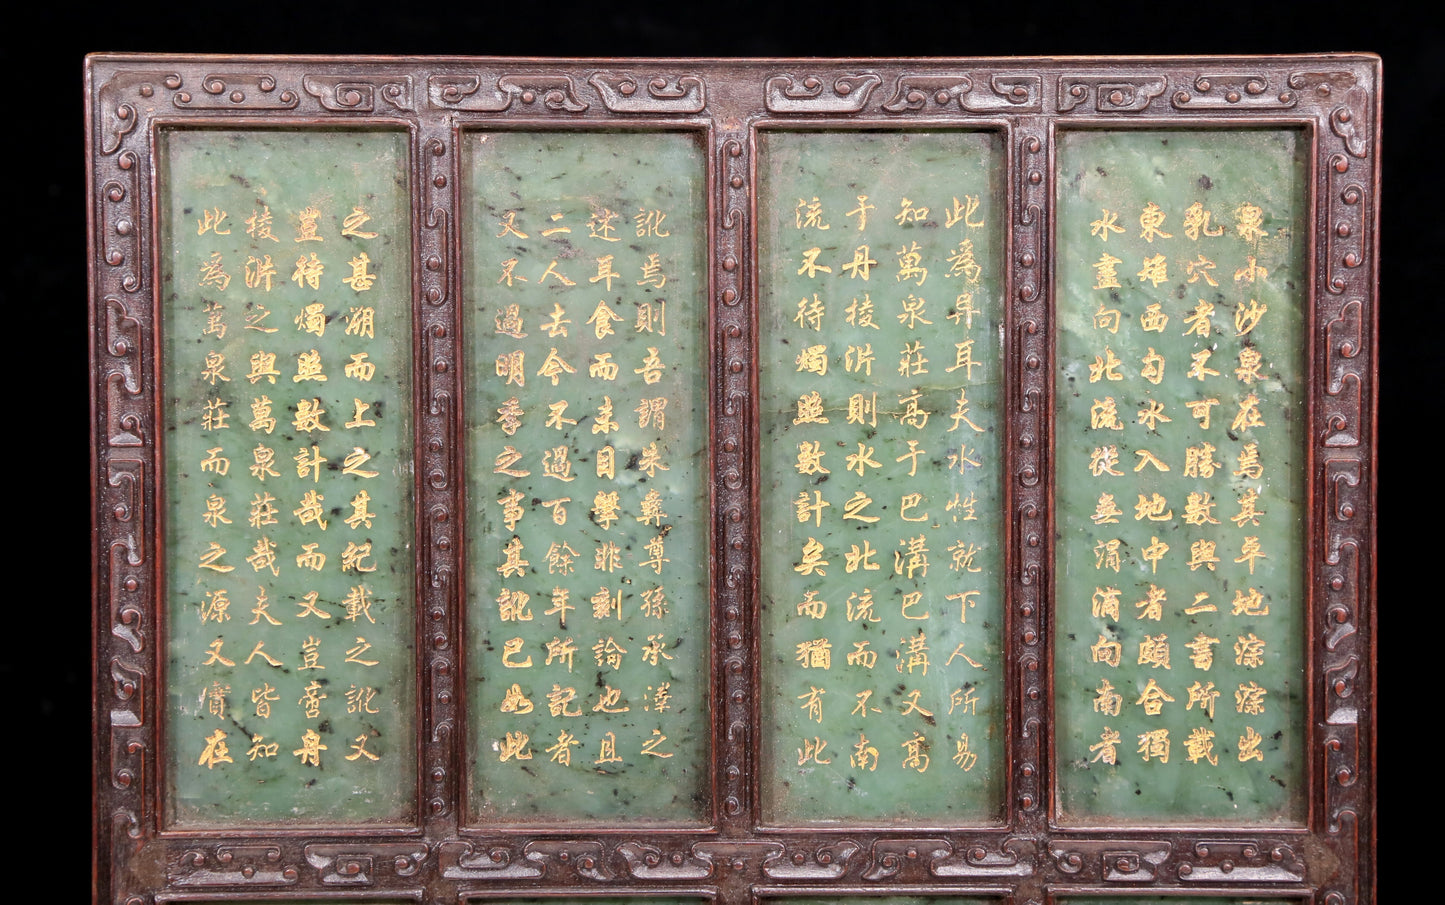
[{"x1": 94, "y1": 66, "x2": 184, "y2": 905}]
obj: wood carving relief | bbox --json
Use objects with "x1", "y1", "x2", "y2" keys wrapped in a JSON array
[{"x1": 591, "y1": 72, "x2": 707, "y2": 113}]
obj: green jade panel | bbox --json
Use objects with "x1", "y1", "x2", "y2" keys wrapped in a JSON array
[
  {"x1": 1053, "y1": 130, "x2": 1308, "y2": 823},
  {"x1": 758, "y1": 131, "x2": 1007, "y2": 824},
  {"x1": 463, "y1": 132, "x2": 710, "y2": 823},
  {"x1": 160, "y1": 129, "x2": 416, "y2": 825}
]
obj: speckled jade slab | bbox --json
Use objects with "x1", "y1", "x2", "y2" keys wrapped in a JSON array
[
  {"x1": 159, "y1": 129, "x2": 417, "y2": 826},
  {"x1": 756, "y1": 131, "x2": 1008, "y2": 824},
  {"x1": 1053, "y1": 129, "x2": 1308, "y2": 824},
  {"x1": 462, "y1": 131, "x2": 711, "y2": 824}
]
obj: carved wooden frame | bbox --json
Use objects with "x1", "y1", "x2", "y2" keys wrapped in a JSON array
[{"x1": 88, "y1": 55, "x2": 1378, "y2": 905}]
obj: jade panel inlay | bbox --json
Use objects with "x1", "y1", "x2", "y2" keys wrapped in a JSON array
[
  {"x1": 757, "y1": 131, "x2": 1007, "y2": 824},
  {"x1": 1053, "y1": 129, "x2": 1308, "y2": 823},
  {"x1": 463, "y1": 131, "x2": 710, "y2": 823},
  {"x1": 159, "y1": 129, "x2": 416, "y2": 825}
]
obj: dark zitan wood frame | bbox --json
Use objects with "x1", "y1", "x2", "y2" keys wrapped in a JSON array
[{"x1": 87, "y1": 55, "x2": 1378, "y2": 905}]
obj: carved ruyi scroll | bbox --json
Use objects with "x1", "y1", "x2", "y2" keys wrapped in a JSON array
[{"x1": 88, "y1": 55, "x2": 1378, "y2": 905}]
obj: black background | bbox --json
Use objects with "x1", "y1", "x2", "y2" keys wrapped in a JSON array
[{"x1": 20, "y1": 2, "x2": 1420, "y2": 896}]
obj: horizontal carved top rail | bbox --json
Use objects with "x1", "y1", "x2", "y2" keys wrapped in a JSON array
[{"x1": 88, "y1": 54, "x2": 1377, "y2": 905}]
